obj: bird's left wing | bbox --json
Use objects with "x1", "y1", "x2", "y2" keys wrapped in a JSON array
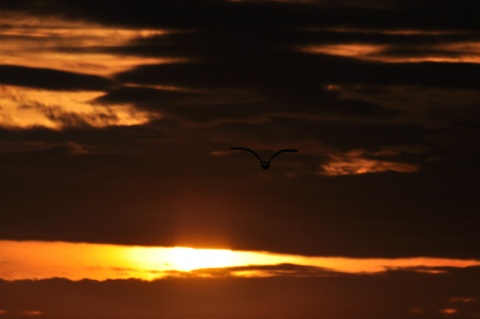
[{"x1": 230, "y1": 147, "x2": 263, "y2": 162}]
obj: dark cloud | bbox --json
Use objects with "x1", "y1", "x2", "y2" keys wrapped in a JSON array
[
  {"x1": 0, "y1": 65, "x2": 113, "y2": 91},
  {"x1": 2, "y1": 0, "x2": 480, "y2": 31},
  {"x1": 1, "y1": 146, "x2": 478, "y2": 259},
  {"x1": 158, "y1": 263, "x2": 339, "y2": 279},
  {"x1": 1, "y1": 267, "x2": 479, "y2": 319},
  {"x1": 1, "y1": 3, "x2": 479, "y2": 319}
]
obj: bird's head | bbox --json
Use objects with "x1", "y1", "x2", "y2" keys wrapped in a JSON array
[{"x1": 261, "y1": 162, "x2": 270, "y2": 170}]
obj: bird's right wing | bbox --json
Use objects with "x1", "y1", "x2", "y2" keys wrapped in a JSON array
[{"x1": 268, "y1": 149, "x2": 298, "y2": 162}]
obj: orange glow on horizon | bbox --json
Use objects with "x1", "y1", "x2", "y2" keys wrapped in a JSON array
[
  {"x1": 1, "y1": 240, "x2": 480, "y2": 281},
  {"x1": 170, "y1": 247, "x2": 235, "y2": 271}
]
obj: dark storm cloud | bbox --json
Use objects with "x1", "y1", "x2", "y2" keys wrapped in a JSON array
[
  {"x1": 1, "y1": 267, "x2": 479, "y2": 319},
  {"x1": 106, "y1": 27, "x2": 480, "y2": 134},
  {"x1": 0, "y1": 65, "x2": 113, "y2": 91},
  {"x1": 117, "y1": 53, "x2": 480, "y2": 91}
]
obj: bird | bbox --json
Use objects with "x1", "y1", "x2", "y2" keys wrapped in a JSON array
[{"x1": 230, "y1": 147, "x2": 298, "y2": 170}]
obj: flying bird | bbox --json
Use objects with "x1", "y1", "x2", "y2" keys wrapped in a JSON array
[{"x1": 230, "y1": 147, "x2": 298, "y2": 170}]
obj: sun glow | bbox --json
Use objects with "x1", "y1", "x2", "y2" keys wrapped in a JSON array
[
  {"x1": 168, "y1": 247, "x2": 235, "y2": 271},
  {"x1": 126, "y1": 246, "x2": 238, "y2": 273},
  {"x1": 1, "y1": 240, "x2": 480, "y2": 281}
]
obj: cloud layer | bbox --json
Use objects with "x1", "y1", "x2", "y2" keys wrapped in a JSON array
[
  {"x1": 0, "y1": 0, "x2": 479, "y2": 260},
  {"x1": 1, "y1": 267, "x2": 480, "y2": 319}
]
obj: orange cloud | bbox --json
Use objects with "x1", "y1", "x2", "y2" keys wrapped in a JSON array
[
  {"x1": 321, "y1": 149, "x2": 419, "y2": 176},
  {"x1": 302, "y1": 41, "x2": 480, "y2": 63},
  {"x1": 0, "y1": 12, "x2": 180, "y2": 130},
  {"x1": 302, "y1": 43, "x2": 386, "y2": 59},
  {"x1": 0, "y1": 12, "x2": 177, "y2": 76},
  {"x1": 450, "y1": 297, "x2": 479, "y2": 304},
  {"x1": 0, "y1": 85, "x2": 159, "y2": 129},
  {"x1": 440, "y1": 308, "x2": 458, "y2": 315},
  {"x1": 300, "y1": 26, "x2": 480, "y2": 64}
]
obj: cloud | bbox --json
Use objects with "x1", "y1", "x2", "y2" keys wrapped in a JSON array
[
  {"x1": 300, "y1": 28, "x2": 480, "y2": 64},
  {"x1": 320, "y1": 148, "x2": 419, "y2": 175},
  {"x1": 0, "y1": 0, "x2": 478, "y2": 263},
  {"x1": 168, "y1": 263, "x2": 338, "y2": 278},
  {"x1": 0, "y1": 66, "x2": 113, "y2": 91},
  {"x1": 0, "y1": 11, "x2": 168, "y2": 130},
  {"x1": 0, "y1": 12, "x2": 169, "y2": 76},
  {"x1": 1, "y1": 267, "x2": 480, "y2": 319},
  {"x1": 435, "y1": 295, "x2": 480, "y2": 318},
  {"x1": 0, "y1": 141, "x2": 93, "y2": 170},
  {"x1": 0, "y1": 309, "x2": 43, "y2": 318},
  {"x1": 0, "y1": 85, "x2": 159, "y2": 130},
  {"x1": 2, "y1": 240, "x2": 479, "y2": 281}
]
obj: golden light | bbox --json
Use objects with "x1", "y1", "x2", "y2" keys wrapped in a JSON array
[
  {"x1": 1, "y1": 240, "x2": 480, "y2": 281},
  {"x1": 167, "y1": 247, "x2": 235, "y2": 271},
  {"x1": 125, "y1": 246, "x2": 238, "y2": 275}
]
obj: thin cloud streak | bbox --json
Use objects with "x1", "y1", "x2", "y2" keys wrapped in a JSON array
[
  {"x1": 0, "y1": 12, "x2": 172, "y2": 76},
  {"x1": 299, "y1": 25, "x2": 480, "y2": 63},
  {"x1": 321, "y1": 149, "x2": 419, "y2": 175},
  {"x1": 302, "y1": 42, "x2": 480, "y2": 63}
]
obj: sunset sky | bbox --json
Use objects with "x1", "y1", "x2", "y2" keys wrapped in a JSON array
[{"x1": 1, "y1": 0, "x2": 480, "y2": 318}]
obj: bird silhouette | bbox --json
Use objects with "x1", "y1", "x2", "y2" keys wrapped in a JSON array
[{"x1": 230, "y1": 147, "x2": 298, "y2": 170}]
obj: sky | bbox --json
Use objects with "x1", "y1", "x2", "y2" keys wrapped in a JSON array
[{"x1": 1, "y1": 0, "x2": 480, "y2": 318}]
